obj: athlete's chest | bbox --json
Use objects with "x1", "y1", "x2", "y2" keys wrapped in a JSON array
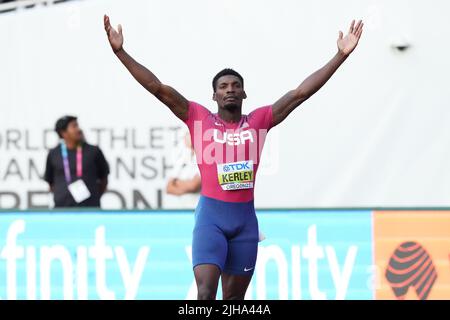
[
  {"x1": 194, "y1": 116, "x2": 260, "y2": 191},
  {"x1": 201, "y1": 114, "x2": 256, "y2": 147}
]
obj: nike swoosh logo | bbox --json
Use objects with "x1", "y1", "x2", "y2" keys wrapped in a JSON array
[{"x1": 244, "y1": 267, "x2": 254, "y2": 272}]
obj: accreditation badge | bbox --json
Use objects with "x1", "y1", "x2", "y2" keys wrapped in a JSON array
[
  {"x1": 68, "y1": 179, "x2": 91, "y2": 203},
  {"x1": 217, "y1": 160, "x2": 254, "y2": 191}
]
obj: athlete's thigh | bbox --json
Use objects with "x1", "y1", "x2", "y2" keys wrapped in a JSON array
[
  {"x1": 194, "y1": 264, "x2": 222, "y2": 296},
  {"x1": 221, "y1": 237, "x2": 258, "y2": 299},
  {"x1": 192, "y1": 223, "x2": 228, "y2": 272},
  {"x1": 223, "y1": 211, "x2": 259, "y2": 276},
  {"x1": 224, "y1": 238, "x2": 258, "y2": 275},
  {"x1": 221, "y1": 272, "x2": 253, "y2": 300}
]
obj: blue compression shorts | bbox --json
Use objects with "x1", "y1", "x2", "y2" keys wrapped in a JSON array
[{"x1": 192, "y1": 195, "x2": 259, "y2": 276}]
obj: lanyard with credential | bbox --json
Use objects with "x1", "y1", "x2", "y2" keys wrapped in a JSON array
[{"x1": 60, "y1": 141, "x2": 83, "y2": 184}]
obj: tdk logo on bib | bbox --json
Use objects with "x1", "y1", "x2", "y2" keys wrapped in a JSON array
[
  {"x1": 213, "y1": 129, "x2": 254, "y2": 146},
  {"x1": 217, "y1": 160, "x2": 254, "y2": 191},
  {"x1": 223, "y1": 162, "x2": 251, "y2": 172}
]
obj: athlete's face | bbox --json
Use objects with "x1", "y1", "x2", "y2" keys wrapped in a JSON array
[{"x1": 213, "y1": 75, "x2": 247, "y2": 111}]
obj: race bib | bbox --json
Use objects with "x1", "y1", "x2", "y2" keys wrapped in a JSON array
[
  {"x1": 68, "y1": 179, "x2": 91, "y2": 203},
  {"x1": 217, "y1": 160, "x2": 254, "y2": 191}
]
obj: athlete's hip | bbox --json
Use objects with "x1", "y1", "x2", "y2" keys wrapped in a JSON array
[{"x1": 193, "y1": 194, "x2": 257, "y2": 232}]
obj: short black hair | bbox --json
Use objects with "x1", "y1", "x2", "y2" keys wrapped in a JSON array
[
  {"x1": 212, "y1": 68, "x2": 244, "y2": 92},
  {"x1": 55, "y1": 115, "x2": 77, "y2": 138}
]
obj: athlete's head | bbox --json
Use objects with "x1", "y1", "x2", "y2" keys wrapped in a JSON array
[
  {"x1": 212, "y1": 68, "x2": 247, "y2": 111},
  {"x1": 55, "y1": 115, "x2": 83, "y2": 144}
]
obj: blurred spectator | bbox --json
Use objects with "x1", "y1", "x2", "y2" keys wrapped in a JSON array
[
  {"x1": 166, "y1": 132, "x2": 201, "y2": 208},
  {"x1": 44, "y1": 115, "x2": 110, "y2": 208}
]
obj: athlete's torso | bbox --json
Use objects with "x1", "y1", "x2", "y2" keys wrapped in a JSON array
[{"x1": 183, "y1": 101, "x2": 273, "y2": 202}]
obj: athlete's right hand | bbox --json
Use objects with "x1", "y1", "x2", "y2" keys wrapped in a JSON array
[{"x1": 104, "y1": 14, "x2": 123, "y2": 53}]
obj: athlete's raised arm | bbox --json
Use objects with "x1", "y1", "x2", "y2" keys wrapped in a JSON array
[
  {"x1": 271, "y1": 19, "x2": 364, "y2": 126},
  {"x1": 104, "y1": 14, "x2": 189, "y2": 121}
]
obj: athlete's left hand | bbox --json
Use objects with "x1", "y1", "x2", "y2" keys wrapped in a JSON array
[{"x1": 337, "y1": 20, "x2": 363, "y2": 56}]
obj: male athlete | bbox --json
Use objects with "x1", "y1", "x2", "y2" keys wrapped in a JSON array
[{"x1": 104, "y1": 15, "x2": 363, "y2": 300}]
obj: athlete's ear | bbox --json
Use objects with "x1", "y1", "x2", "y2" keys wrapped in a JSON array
[
  {"x1": 243, "y1": 90, "x2": 247, "y2": 99},
  {"x1": 212, "y1": 92, "x2": 217, "y2": 101}
]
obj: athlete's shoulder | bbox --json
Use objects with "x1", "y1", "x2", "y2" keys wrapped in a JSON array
[
  {"x1": 185, "y1": 101, "x2": 212, "y2": 123},
  {"x1": 248, "y1": 105, "x2": 272, "y2": 115},
  {"x1": 188, "y1": 101, "x2": 211, "y2": 112},
  {"x1": 247, "y1": 105, "x2": 273, "y2": 129}
]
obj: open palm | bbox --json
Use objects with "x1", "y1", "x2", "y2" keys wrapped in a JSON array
[
  {"x1": 104, "y1": 14, "x2": 123, "y2": 52},
  {"x1": 337, "y1": 20, "x2": 363, "y2": 56}
]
